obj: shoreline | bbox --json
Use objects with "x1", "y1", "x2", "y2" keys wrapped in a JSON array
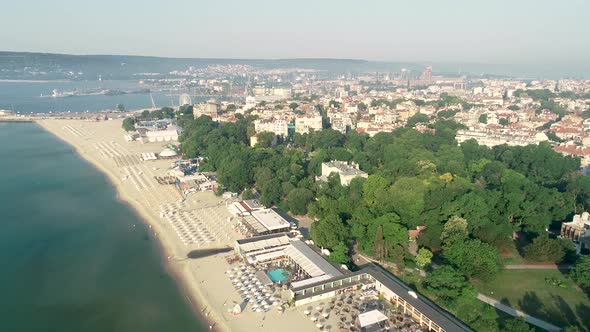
[{"x1": 33, "y1": 120, "x2": 228, "y2": 332}]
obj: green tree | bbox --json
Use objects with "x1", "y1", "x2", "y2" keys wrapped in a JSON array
[
  {"x1": 422, "y1": 266, "x2": 471, "y2": 305},
  {"x1": 289, "y1": 102, "x2": 299, "y2": 110},
  {"x1": 523, "y1": 235, "x2": 565, "y2": 263},
  {"x1": 357, "y1": 102, "x2": 368, "y2": 111},
  {"x1": 122, "y1": 117, "x2": 135, "y2": 131},
  {"x1": 287, "y1": 188, "x2": 314, "y2": 215},
  {"x1": 478, "y1": 113, "x2": 488, "y2": 124},
  {"x1": 260, "y1": 179, "x2": 282, "y2": 207},
  {"x1": 116, "y1": 103, "x2": 125, "y2": 112},
  {"x1": 415, "y1": 248, "x2": 433, "y2": 269},
  {"x1": 444, "y1": 239, "x2": 502, "y2": 280},
  {"x1": 161, "y1": 107, "x2": 175, "y2": 118},
  {"x1": 499, "y1": 118, "x2": 509, "y2": 126},
  {"x1": 373, "y1": 225, "x2": 386, "y2": 261},
  {"x1": 363, "y1": 174, "x2": 391, "y2": 208},
  {"x1": 310, "y1": 214, "x2": 350, "y2": 249},
  {"x1": 441, "y1": 216, "x2": 468, "y2": 245},
  {"x1": 329, "y1": 242, "x2": 350, "y2": 264},
  {"x1": 570, "y1": 256, "x2": 590, "y2": 289},
  {"x1": 503, "y1": 318, "x2": 535, "y2": 332},
  {"x1": 329, "y1": 100, "x2": 341, "y2": 108},
  {"x1": 255, "y1": 132, "x2": 275, "y2": 148},
  {"x1": 406, "y1": 113, "x2": 430, "y2": 128},
  {"x1": 389, "y1": 177, "x2": 425, "y2": 226},
  {"x1": 140, "y1": 110, "x2": 150, "y2": 119}
]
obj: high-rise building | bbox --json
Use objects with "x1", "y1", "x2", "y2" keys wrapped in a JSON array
[{"x1": 420, "y1": 66, "x2": 433, "y2": 81}]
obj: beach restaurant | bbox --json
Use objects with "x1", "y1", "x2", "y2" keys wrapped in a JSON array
[
  {"x1": 290, "y1": 265, "x2": 472, "y2": 332},
  {"x1": 228, "y1": 201, "x2": 292, "y2": 236}
]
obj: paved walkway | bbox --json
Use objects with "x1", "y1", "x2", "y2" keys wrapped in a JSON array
[
  {"x1": 477, "y1": 294, "x2": 561, "y2": 331},
  {"x1": 354, "y1": 251, "x2": 563, "y2": 331},
  {"x1": 504, "y1": 264, "x2": 572, "y2": 270}
]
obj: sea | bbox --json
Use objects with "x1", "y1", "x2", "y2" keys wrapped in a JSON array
[
  {"x1": 0, "y1": 122, "x2": 206, "y2": 332},
  {"x1": 0, "y1": 80, "x2": 205, "y2": 114}
]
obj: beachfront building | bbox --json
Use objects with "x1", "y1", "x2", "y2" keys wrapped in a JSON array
[
  {"x1": 291, "y1": 266, "x2": 472, "y2": 332},
  {"x1": 233, "y1": 232, "x2": 471, "y2": 332},
  {"x1": 228, "y1": 201, "x2": 292, "y2": 236},
  {"x1": 235, "y1": 233, "x2": 343, "y2": 285},
  {"x1": 318, "y1": 160, "x2": 368, "y2": 185}
]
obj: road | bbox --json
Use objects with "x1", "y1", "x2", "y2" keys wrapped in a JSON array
[
  {"x1": 504, "y1": 264, "x2": 572, "y2": 270},
  {"x1": 477, "y1": 294, "x2": 561, "y2": 331}
]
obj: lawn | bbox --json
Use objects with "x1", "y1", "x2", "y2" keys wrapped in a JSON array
[{"x1": 473, "y1": 269, "x2": 590, "y2": 330}]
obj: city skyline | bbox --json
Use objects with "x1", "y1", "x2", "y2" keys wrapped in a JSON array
[{"x1": 2, "y1": 0, "x2": 589, "y2": 65}]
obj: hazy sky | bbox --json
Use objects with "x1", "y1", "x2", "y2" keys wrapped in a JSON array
[{"x1": 2, "y1": 0, "x2": 589, "y2": 64}]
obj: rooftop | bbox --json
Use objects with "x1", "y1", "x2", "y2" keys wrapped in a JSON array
[
  {"x1": 357, "y1": 310, "x2": 388, "y2": 328},
  {"x1": 284, "y1": 240, "x2": 343, "y2": 278},
  {"x1": 236, "y1": 232, "x2": 291, "y2": 252},
  {"x1": 293, "y1": 265, "x2": 472, "y2": 332},
  {"x1": 251, "y1": 208, "x2": 291, "y2": 231},
  {"x1": 322, "y1": 161, "x2": 367, "y2": 177}
]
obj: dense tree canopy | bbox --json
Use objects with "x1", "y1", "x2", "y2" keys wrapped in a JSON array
[
  {"x1": 178, "y1": 115, "x2": 585, "y2": 271},
  {"x1": 174, "y1": 113, "x2": 590, "y2": 332}
]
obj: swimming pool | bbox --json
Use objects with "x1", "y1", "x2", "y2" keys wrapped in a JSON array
[{"x1": 267, "y1": 269, "x2": 290, "y2": 282}]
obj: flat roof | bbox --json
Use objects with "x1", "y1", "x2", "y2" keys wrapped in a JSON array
[
  {"x1": 291, "y1": 275, "x2": 332, "y2": 289},
  {"x1": 293, "y1": 265, "x2": 472, "y2": 332},
  {"x1": 243, "y1": 215, "x2": 268, "y2": 234},
  {"x1": 367, "y1": 266, "x2": 471, "y2": 331},
  {"x1": 358, "y1": 310, "x2": 388, "y2": 328},
  {"x1": 284, "y1": 240, "x2": 343, "y2": 278},
  {"x1": 251, "y1": 208, "x2": 291, "y2": 231},
  {"x1": 236, "y1": 233, "x2": 291, "y2": 252}
]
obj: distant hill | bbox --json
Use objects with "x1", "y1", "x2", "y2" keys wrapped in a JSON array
[
  {"x1": 0, "y1": 52, "x2": 411, "y2": 80},
  {"x1": 1, "y1": 51, "x2": 587, "y2": 80}
]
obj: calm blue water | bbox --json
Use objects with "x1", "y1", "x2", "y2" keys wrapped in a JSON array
[
  {"x1": 0, "y1": 80, "x2": 204, "y2": 114},
  {"x1": 0, "y1": 122, "x2": 206, "y2": 332},
  {"x1": 267, "y1": 269, "x2": 290, "y2": 282}
]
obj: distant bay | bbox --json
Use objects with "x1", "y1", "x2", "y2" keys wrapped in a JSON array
[
  {"x1": 0, "y1": 122, "x2": 206, "y2": 332},
  {"x1": 0, "y1": 80, "x2": 207, "y2": 114}
]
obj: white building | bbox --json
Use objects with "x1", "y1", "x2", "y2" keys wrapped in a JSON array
[
  {"x1": 455, "y1": 128, "x2": 548, "y2": 147},
  {"x1": 295, "y1": 115, "x2": 322, "y2": 134},
  {"x1": 142, "y1": 127, "x2": 178, "y2": 143},
  {"x1": 254, "y1": 118, "x2": 289, "y2": 137},
  {"x1": 319, "y1": 161, "x2": 368, "y2": 185}
]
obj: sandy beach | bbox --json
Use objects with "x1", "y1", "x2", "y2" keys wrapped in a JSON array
[{"x1": 36, "y1": 118, "x2": 323, "y2": 332}]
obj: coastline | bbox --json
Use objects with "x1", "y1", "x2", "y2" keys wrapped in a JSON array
[{"x1": 34, "y1": 119, "x2": 228, "y2": 332}]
